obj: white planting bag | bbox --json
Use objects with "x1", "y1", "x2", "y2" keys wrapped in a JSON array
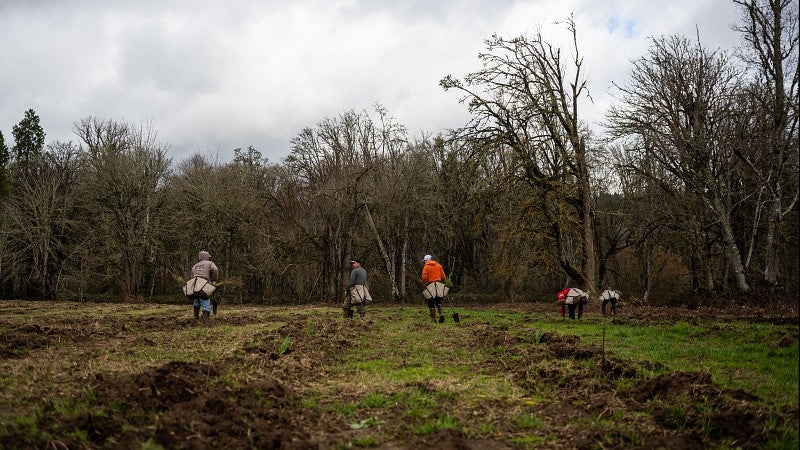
[
  {"x1": 183, "y1": 276, "x2": 216, "y2": 300},
  {"x1": 422, "y1": 282, "x2": 449, "y2": 299}
]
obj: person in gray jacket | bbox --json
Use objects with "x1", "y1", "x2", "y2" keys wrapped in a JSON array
[
  {"x1": 188, "y1": 250, "x2": 219, "y2": 319},
  {"x1": 342, "y1": 259, "x2": 368, "y2": 319}
]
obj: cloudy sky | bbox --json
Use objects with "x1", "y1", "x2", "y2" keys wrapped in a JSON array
[{"x1": 1, "y1": 0, "x2": 744, "y2": 164}]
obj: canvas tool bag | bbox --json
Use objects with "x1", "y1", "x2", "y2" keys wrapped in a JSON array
[
  {"x1": 422, "y1": 282, "x2": 449, "y2": 299},
  {"x1": 565, "y1": 288, "x2": 588, "y2": 305},
  {"x1": 349, "y1": 285, "x2": 369, "y2": 304},
  {"x1": 601, "y1": 290, "x2": 619, "y2": 301},
  {"x1": 183, "y1": 276, "x2": 216, "y2": 300}
]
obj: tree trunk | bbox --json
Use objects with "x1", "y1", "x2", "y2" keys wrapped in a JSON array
[
  {"x1": 763, "y1": 192, "x2": 782, "y2": 286},
  {"x1": 400, "y1": 214, "x2": 408, "y2": 298},
  {"x1": 744, "y1": 186, "x2": 765, "y2": 269},
  {"x1": 340, "y1": 225, "x2": 353, "y2": 306},
  {"x1": 714, "y1": 198, "x2": 750, "y2": 292},
  {"x1": 364, "y1": 205, "x2": 399, "y2": 299},
  {"x1": 643, "y1": 240, "x2": 652, "y2": 304},
  {"x1": 576, "y1": 139, "x2": 597, "y2": 295}
]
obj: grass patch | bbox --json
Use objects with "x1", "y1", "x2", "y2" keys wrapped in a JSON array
[
  {"x1": 0, "y1": 301, "x2": 795, "y2": 449},
  {"x1": 414, "y1": 414, "x2": 459, "y2": 435},
  {"x1": 361, "y1": 393, "x2": 393, "y2": 409},
  {"x1": 513, "y1": 412, "x2": 544, "y2": 429},
  {"x1": 512, "y1": 434, "x2": 549, "y2": 447},
  {"x1": 516, "y1": 316, "x2": 798, "y2": 408}
]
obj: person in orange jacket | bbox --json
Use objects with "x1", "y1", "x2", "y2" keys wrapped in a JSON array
[{"x1": 421, "y1": 254, "x2": 447, "y2": 323}]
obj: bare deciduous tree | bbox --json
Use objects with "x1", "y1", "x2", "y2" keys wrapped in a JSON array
[
  {"x1": 441, "y1": 16, "x2": 598, "y2": 293},
  {"x1": 734, "y1": 0, "x2": 799, "y2": 289},
  {"x1": 74, "y1": 118, "x2": 171, "y2": 301},
  {"x1": 1, "y1": 142, "x2": 79, "y2": 298},
  {"x1": 606, "y1": 34, "x2": 751, "y2": 293}
]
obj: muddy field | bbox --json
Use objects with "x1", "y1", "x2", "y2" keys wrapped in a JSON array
[{"x1": 0, "y1": 300, "x2": 797, "y2": 449}]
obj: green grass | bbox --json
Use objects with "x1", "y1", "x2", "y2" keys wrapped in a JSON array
[
  {"x1": 512, "y1": 434, "x2": 549, "y2": 447},
  {"x1": 0, "y1": 301, "x2": 796, "y2": 448},
  {"x1": 414, "y1": 414, "x2": 459, "y2": 435},
  {"x1": 334, "y1": 306, "x2": 796, "y2": 444},
  {"x1": 331, "y1": 401, "x2": 359, "y2": 416},
  {"x1": 278, "y1": 335, "x2": 293, "y2": 354},
  {"x1": 513, "y1": 412, "x2": 544, "y2": 429},
  {"x1": 361, "y1": 393, "x2": 393, "y2": 409},
  {"x1": 504, "y1": 315, "x2": 798, "y2": 408}
]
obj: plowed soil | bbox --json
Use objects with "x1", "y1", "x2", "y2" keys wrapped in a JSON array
[{"x1": 0, "y1": 300, "x2": 797, "y2": 449}]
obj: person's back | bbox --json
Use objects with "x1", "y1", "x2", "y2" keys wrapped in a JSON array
[
  {"x1": 188, "y1": 250, "x2": 218, "y2": 319},
  {"x1": 191, "y1": 251, "x2": 218, "y2": 281},
  {"x1": 421, "y1": 260, "x2": 446, "y2": 285},
  {"x1": 601, "y1": 289, "x2": 620, "y2": 315},
  {"x1": 343, "y1": 259, "x2": 368, "y2": 319},
  {"x1": 348, "y1": 265, "x2": 367, "y2": 287},
  {"x1": 421, "y1": 255, "x2": 447, "y2": 323},
  {"x1": 561, "y1": 288, "x2": 588, "y2": 320}
]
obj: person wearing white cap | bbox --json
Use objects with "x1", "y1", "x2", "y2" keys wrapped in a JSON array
[{"x1": 421, "y1": 254, "x2": 447, "y2": 323}]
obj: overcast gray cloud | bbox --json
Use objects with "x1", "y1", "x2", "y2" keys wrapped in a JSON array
[{"x1": 1, "y1": 0, "x2": 743, "y2": 163}]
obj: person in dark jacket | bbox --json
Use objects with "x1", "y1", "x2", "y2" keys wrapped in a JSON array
[{"x1": 343, "y1": 259, "x2": 368, "y2": 319}]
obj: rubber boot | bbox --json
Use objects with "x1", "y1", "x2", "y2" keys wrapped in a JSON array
[
  {"x1": 429, "y1": 309, "x2": 437, "y2": 323},
  {"x1": 202, "y1": 310, "x2": 210, "y2": 319},
  {"x1": 193, "y1": 306, "x2": 200, "y2": 319},
  {"x1": 344, "y1": 309, "x2": 354, "y2": 319},
  {"x1": 437, "y1": 305, "x2": 445, "y2": 323}
]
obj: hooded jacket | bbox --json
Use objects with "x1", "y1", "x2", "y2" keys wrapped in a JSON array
[
  {"x1": 190, "y1": 251, "x2": 219, "y2": 281},
  {"x1": 421, "y1": 260, "x2": 446, "y2": 285}
]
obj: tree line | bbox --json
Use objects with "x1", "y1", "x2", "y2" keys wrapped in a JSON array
[{"x1": 0, "y1": 1, "x2": 796, "y2": 306}]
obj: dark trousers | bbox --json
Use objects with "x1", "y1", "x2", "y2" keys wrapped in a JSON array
[
  {"x1": 602, "y1": 298, "x2": 617, "y2": 314},
  {"x1": 568, "y1": 302, "x2": 585, "y2": 319}
]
